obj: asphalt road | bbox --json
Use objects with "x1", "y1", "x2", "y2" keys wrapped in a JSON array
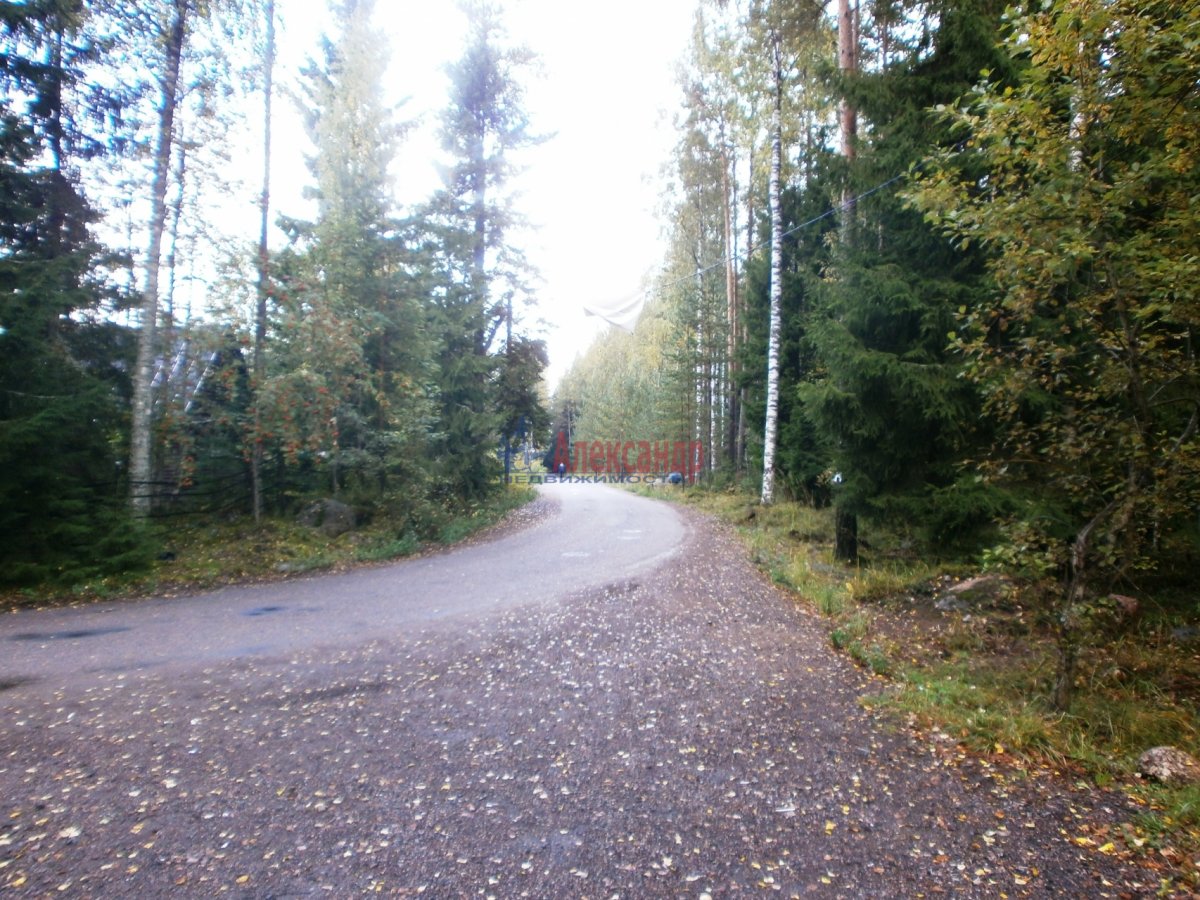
[
  {"x1": 0, "y1": 485, "x2": 1148, "y2": 897},
  {"x1": 0, "y1": 484, "x2": 683, "y2": 693}
]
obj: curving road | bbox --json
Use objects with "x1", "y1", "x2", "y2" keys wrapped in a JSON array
[
  {"x1": 0, "y1": 484, "x2": 1146, "y2": 897},
  {"x1": 0, "y1": 483, "x2": 683, "y2": 693}
]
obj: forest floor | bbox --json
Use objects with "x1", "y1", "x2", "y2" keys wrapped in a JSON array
[{"x1": 0, "y1": 494, "x2": 1165, "y2": 896}]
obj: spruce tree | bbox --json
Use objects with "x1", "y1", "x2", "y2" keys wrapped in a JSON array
[
  {"x1": 0, "y1": 1, "x2": 153, "y2": 584},
  {"x1": 429, "y1": 0, "x2": 542, "y2": 498},
  {"x1": 270, "y1": 0, "x2": 431, "y2": 508},
  {"x1": 800, "y1": 0, "x2": 1011, "y2": 549}
]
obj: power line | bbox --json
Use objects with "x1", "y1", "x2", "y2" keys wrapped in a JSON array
[
  {"x1": 583, "y1": 171, "x2": 908, "y2": 330},
  {"x1": 674, "y1": 171, "x2": 908, "y2": 289}
]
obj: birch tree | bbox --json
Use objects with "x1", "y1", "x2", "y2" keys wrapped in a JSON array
[
  {"x1": 759, "y1": 30, "x2": 784, "y2": 505},
  {"x1": 129, "y1": 0, "x2": 189, "y2": 517}
]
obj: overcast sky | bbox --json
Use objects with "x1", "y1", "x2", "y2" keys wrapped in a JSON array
[{"x1": 268, "y1": 0, "x2": 699, "y2": 388}]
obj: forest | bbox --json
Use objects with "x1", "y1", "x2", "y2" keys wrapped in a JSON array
[
  {"x1": 557, "y1": 0, "x2": 1199, "y2": 709},
  {"x1": 3, "y1": 0, "x2": 1199, "y2": 682},
  {"x1": 1, "y1": 0, "x2": 551, "y2": 587}
]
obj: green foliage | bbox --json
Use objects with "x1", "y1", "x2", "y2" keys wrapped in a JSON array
[
  {"x1": 800, "y1": 0, "x2": 1011, "y2": 545},
  {"x1": 909, "y1": 0, "x2": 1200, "y2": 706},
  {"x1": 427, "y1": 1, "x2": 545, "y2": 498},
  {"x1": 266, "y1": 0, "x2": 434, "y2": 508},
  {"x1": 0, "y1": 0, "x2": 153, "y2": 585}
]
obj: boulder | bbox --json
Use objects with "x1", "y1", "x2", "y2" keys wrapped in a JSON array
[
  {"x1": 945, "y1": 574, "x2": 1011, "y2": 604},
  {"x1": 1170, "y1": 625, "x2": 1200, "y2": 645},
  {"x1": 1138, "y1": 746, "x2": 1200, "y2": 787},
  {"x1": 298, "y1": 498, "x2": 357, "y2": 538}
]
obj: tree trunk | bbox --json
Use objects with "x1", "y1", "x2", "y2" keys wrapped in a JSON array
[
  {"x1": 834, "y1": 505, "x2": 858, "y2": 563},
  {"x1": 252, "y1": 0, "x2": 275, "y2": 523},
  {"x1": 831, "y1": 0, "x2": 860, "y2": 555},
  {"x1": 838, "y1": 0, "x2": 858, "y2": 159},
  {"x1": 720, "y1": 133, "x2": 740, "y2": 472},
  {"x1": 129, "y1": 0, "x2": 188, "y2": 518},
  {"x1": 1053, "y1": 509, "x2": 1106, "y2": 710},
  {"x1": 760, "y1": 36, "x2": 783, "y2": 506}
]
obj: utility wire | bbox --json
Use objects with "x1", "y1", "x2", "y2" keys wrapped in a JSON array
[
  {"x1": 670, "y1": 171, "x2": 908, "y2": 290},
  {"x1": 584, "y1": 171, "x2": 908, "y2": 329}
]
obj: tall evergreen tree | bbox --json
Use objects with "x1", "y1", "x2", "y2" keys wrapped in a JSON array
[
  {"x1": 430, "y1": 0, "x2": 543, "y2": 497},
  {"x1": 800, "y1": 0, "x2": 1010, "y2": 552},
  {"x1": 0, "y1": 1, "x2": 152, "y2": 583},
  {"x1": 270, "y1": 0, "x2": 431, "y2": 507}
]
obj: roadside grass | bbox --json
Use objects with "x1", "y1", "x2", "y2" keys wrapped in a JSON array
[
  {"x1": 644, "y1": 481, "x2": 1200, "y2": 887},
  {"x1": 1, "y1": 484, "x2": 537, "y2": 610}
]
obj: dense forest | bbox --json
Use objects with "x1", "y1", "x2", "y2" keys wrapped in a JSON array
[
  {"x1": 4, "y1": 0, "x2": 1198, "y2": 632},
  {"x1": 557, "y1": 0, "x2": 1199, "y2": 702},
  {"x1": 559, "y1": 0, "x2": 1200, "y2": 696},
  {"x1": 0, "y1": 0, "x2": 550, "y2": 586}
]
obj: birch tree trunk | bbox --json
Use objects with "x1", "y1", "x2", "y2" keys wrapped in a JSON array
[
  {"x1": 252, "y1": 0, "x2": 275, "y2": 523},
  {"x1": 760, "y1": 36, "x2": 783, "y2": 506},
  {"x1": 129, "y1": 0, "x2": 189, "y2": 517},
  {"x1": 720, "y1": 134, "x2": 740, "y2": 472}
]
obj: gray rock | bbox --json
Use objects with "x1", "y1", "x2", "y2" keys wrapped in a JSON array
[
  {"x1": 298, "y1": 498, "x2": 357, "y2": 538},
  {"x1": 1138, "y1": 746, "x2": 1200, "y2": 786},
  {"x1": 945, "y1": 574, "x2": 1011, "y2": 605},
  {"x1": 934, "y1": 595, "x2": 967, "y2": 614},
  {"x1": 1170, "y1": 625, "x2": 1200, "y2": 644}
]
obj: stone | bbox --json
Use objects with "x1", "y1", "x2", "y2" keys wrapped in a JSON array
[
  {"x1": 934, "y1": 595, "x2": 967, "y2": 614},
  {"x1": 945, "y1": 574, "x2": 1011, "y2": 605},
  {"x1": 298, "y1": 498, "x2": 357, "y2": 538},
  {"x1": 1170, "y1": 625, "x2": 1200, "y2": 644},
  {"x1": 1138, "y1": 746, "x2": 1200, "y2": 786}
]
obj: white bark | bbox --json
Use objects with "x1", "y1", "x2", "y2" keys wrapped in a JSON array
[
  {"x1": 129, "y1": 0, "x2": 188, "y2": 517},
  {"x1": 760, "y1": 39, "x2": 783, "y2": 506}
]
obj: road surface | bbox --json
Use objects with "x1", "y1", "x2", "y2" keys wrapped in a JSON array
[
  {"x1": 0, "y1": 484, "x2": 1147, "y2": 896},
  {"x1": 1, "y1": 484, "x2": 681, "y2": 691}
]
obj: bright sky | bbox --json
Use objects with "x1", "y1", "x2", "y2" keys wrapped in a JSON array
[{"x1": 270, "y1": 0, "x2": 699, "y2": 388}]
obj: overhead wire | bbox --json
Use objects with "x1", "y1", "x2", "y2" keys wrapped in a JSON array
[{"x1": 583, "y1": 170, "x2": 909, "y2": 330}]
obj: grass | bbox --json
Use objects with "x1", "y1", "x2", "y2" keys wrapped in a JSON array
[
  {"x1": 641, "y1": 480, "x2": 1200, "y2": 888},
  {"x1": 1, "y1": 484, "x2": 538, "y2": 610}
]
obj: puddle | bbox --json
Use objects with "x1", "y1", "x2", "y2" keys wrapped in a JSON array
[{"x1": 10, "y1": 626, "x2": 132, "y2": 642}]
